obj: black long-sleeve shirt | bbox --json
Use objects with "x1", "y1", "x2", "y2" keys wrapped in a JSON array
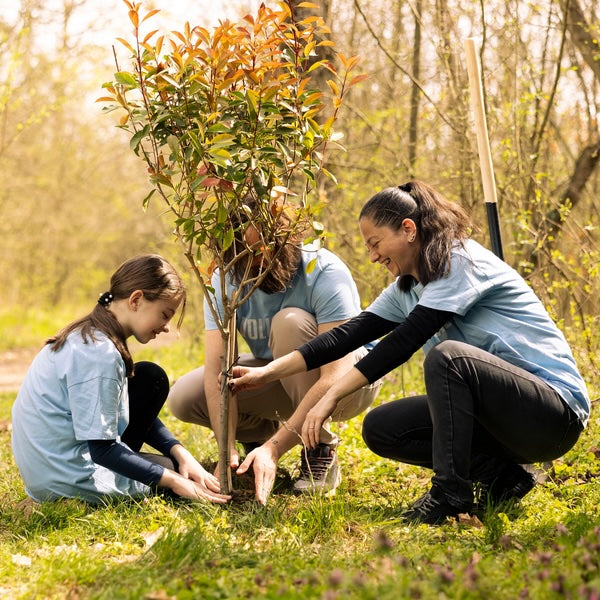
[
  {"x1": 88, "y1": 418, "x2": 180, "y2": 486},
  {"x1": 298, "y1": 305, "x2": 454, "y2": 383}
]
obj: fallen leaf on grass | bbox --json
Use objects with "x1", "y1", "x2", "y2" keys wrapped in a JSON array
[
  {"x1": 144, "y1": 590, "x2": 176, "y2": 600},
  {"x1": 11, "y1": 554, "x2": 32, "y2": 567},
  {"x1": 15, "y1": 497, "x2": 40, "y2": 518},
  {"x1": 457, "y1": 513, "x2": 484, "y2": 528},
  {"x1": 143, "y1": 527, "x2": 164, "y2": 548}
]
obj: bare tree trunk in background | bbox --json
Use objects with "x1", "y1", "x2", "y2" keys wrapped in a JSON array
[
  {"x1": 531, "y1": 141, "x2": 600, "y2": 263},
  {"x1": 560, "y1": 0, "x2": 600, "y2": 80},
  {"x1": 433, "y1": 0, "x2": 473, "y2": 210},
  {"x1": 408, "y1": 0, "x2": 422, "y2": 176},
  {"x1": 387, "y1": 3, "x2": 405, "y2": 98},
  {"x1": 529, "y1": 0, "x2": 600, "y2": 266}
]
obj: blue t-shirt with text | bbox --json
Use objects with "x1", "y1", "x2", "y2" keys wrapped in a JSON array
[{"x1": 204, "y1": 245, "x2": 364, "y2": 360}]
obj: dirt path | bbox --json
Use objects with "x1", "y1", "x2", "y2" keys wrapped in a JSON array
[
  {"x1": 0, "y1": 332, "x2": 183, "y2": 394},
  {"x1": 0, "y1": 348, "x2": 37, "y2": 394}
]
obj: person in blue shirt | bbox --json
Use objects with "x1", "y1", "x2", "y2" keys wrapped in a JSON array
[
  {"x1": 168, "y1": 200, "x2": 382, "y2": 504},
  {"x1": 12, "y1": 254, "x2": 230, "y2": 505},
  {"x1": 228, "y1": 181, "x2": 590, "y2": 524}
]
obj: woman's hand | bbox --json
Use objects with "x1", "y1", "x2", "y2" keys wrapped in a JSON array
[
  {"x1": 226, "y1": 365, "x2": 270, "y2": 394},
  {"x1": 236, "y1": 444, "x2": 278, "y2": 505},
  {"x1": 301, "y1": 395, "x2": 339, "y2": 449}
]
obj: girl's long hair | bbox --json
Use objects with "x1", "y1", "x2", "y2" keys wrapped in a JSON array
[
  {"x1": 47, "y1": 254, "x2": 186, "y2": 376},
  {"x1": 359, "y1": 180, "x2": 472, "y2": 291}
]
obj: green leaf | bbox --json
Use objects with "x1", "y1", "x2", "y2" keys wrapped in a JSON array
[
  {"x1": 217, "y1": 203, "x2": 228, "y2": 225},
  {"x1": 114, "y1": 71, "x2": 138, "y2": 87},
  {"x1": 222, "y1": 227, "x2": 234, "y2": 251},
  {"x1": 167, "y1": 134, "x2": 180, "y2": 157},
  {"x1": 321, "y1": 167, "x2": 338, "y2": 185},
  {"x1": 141, "y1": 188, "x2": 156, "y2": 210},
  {"x1": 302, "y1": 167, "x2": 316, "y2": 182},
  {"x1": 246, "y1": 89, "x2": 260, "y2": 118},
  {"x1": 130, "y1": 125, "x2": 150, "y2": 153}
]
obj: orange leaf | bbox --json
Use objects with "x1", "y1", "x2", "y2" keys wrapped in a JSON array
[
  {"x1": 143, "y1": 29, "x2": 159, "y2": 44},
  {"x1": 116, "y1": 37, "x2": 135, "y2": 54},
  {"x1": 349, "y1": 73, "x2": 368, "y2": 87},
  {"x1": 326, "y1": 79, "x2": 340, "y2": 96},
  {"x1": 141, "y1": 9, "x2": 161, "y2": 24},
  {"x1": 128, "y1": 9, "x2": 139, "y2": 28},
  {"x1": 155, "y1": 35, "x2": 164, "y2": 57}
]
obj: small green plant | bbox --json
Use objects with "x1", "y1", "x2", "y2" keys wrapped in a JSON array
[{"x1": 100, "y1": 0, "x2": 365, "y2": 493}]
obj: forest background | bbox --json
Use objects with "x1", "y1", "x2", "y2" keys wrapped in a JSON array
[
  {"x1": 1, "y1": 0, "x2": 599, "y2": 377},
  {"x1": 1, "y1": 1, "x2": 600, "y2": 598}
]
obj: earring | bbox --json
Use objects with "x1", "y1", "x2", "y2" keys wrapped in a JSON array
[{"x1": 409, "y1": 235, "x2": 415, "y2": 242}]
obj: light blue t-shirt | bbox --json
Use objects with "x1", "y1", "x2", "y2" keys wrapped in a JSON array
[
  {"x1": 367, "y1": 239, "x2": 590, "y2": 425},
  {"x1": 11, "y1": 331, "x2": 150, "y2": 502},
  {"x1": 204, "y1": 244, "x2": 364, "y2": 360}
]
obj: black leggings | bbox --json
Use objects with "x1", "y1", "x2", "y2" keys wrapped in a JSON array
[
  {"x1": 121, "y1": 361, "x2": 176, "y2": 471},
  {"x1": 362, "y1": 340, "x2": 583, "y2": 507}
]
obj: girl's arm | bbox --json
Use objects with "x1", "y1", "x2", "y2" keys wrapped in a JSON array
[
  {"x1": 144, "y1": 418, "x2": 180, "y2": 456},
  {"x1": 88, "y1": 440, "x2": 230, "y2": 503},
  {"x1": 88, "y1": 439, "x2": 164, "y2": 486}
]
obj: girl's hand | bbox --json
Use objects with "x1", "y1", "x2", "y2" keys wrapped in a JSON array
[
  {"x1": 172, "y1": 445, "x2": 223, "y2": 494},
  {"x1": 301, "y1": 395, "x2": 338, "y2": 449},
  {"x1": 159, "y1": 469, "x2": 231, "y2": 503}
]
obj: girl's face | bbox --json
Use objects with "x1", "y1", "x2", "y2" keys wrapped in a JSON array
[
  {"x1": 359, "y1": 216, "x2": 421, "y2": 280},
  {"x1": 126, "y1": 292, "x2": 182, "y2": 344}
]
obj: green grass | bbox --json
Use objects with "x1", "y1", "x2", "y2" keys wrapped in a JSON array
[{"x1": 1, "y1": 344, "x2": 600, "y2": 598}]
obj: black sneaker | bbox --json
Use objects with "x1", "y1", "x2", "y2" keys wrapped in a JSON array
[
  {"x1": 478, "y1": 463, "x2": 536, "y2": 507},
  {"x1": 401, "y1": 487, "x2": 470, "y2": 525},
  {"x1": 293, "y1": 443, "x2": 341, "y2": 495}
]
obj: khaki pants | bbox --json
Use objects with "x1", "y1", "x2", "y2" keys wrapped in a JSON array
[{"x1": 168, "y1": 307, "x2": 382, "y2": 446}]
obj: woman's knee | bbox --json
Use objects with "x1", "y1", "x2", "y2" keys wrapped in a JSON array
[
  {"x1": 424, "y1": 340, "x2": 462, "y2": 369},
  {"x1": 361, "y1": 407, "x2": 386, "y2": 453}
]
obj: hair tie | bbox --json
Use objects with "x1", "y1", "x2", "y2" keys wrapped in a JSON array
[{"x1": 98, "y1": 292, "x2": 114, "y2": 307}]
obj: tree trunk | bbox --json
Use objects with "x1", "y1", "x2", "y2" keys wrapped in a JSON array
[
  {"x1": 408, "y1": 0, "x2": 422, "y2": 176},
  {"x1": 560, "y1": 0, "x2": 600, "y2": 80},
  {"x1": 218, "y1": 311, "x2": 236, "y2": 494},
  {"x1": 530, "y1": 140, "x2": 600, "y2": 266}
]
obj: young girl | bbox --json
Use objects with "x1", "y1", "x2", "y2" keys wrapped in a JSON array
[
  {"x1": 228, "y1": 181, "x2": 590, "y2": 523},
  {"x1": 12, "y1": 254, "x2": 230, "y2": 505}
]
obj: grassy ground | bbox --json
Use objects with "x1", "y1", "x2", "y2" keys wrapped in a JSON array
[{"x1": 1, "y1": 315, "x2": 599, "y2": 599}]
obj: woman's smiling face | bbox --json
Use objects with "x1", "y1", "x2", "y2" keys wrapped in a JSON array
[{"x1": 359, "y1": 216, "x2": 421, "y2": 280}]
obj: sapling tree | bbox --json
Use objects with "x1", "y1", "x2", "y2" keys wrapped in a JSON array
[{"x1": 100, "y1": 0, "x2": 365, "y2": 494}]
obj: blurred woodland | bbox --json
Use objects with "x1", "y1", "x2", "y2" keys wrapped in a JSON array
[{"x1": 1, "y1": 0, "x2": 599, "y2": 373}]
